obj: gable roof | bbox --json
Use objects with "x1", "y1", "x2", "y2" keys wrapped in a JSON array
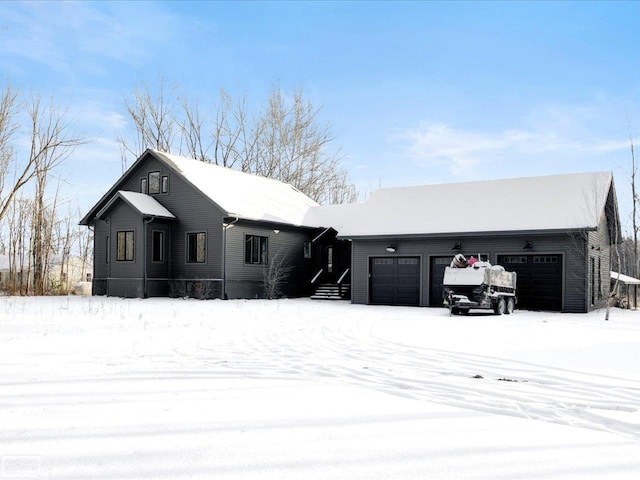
[
  {"x1": 96, "y1": 191, "x2": 176, "y2": 220},
  {"x1": 81, "y1": 149, "x2": 320, "y2": 227},
  {"x1": 153, "y1": 150, "x2": 319, "y2": 226},
  {"x1": 306, "y1": 171, "x2": 617, "y2": 238}
]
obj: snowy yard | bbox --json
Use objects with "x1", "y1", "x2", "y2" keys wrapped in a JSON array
[{"x1": 1, "y1": 296, "x2": 639, "y2": 479}]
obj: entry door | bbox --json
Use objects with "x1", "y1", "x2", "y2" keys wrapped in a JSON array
[{"x1": 370, "y1": 257, "x2": 420, "y2": 306}]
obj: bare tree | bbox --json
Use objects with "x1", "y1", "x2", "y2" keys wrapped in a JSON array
[
  {"x1": 4, "y1": 196, "x2": 31, "y2": 294},
  {"x1": 630, "y1": 135, "x2": 638, "y2": 279},
  {"x1": 263, "y1": 247, "x2": 292, "y2": 299},
  {"x1": 0, "y1": 85, "x2": 28, "y2": 225},
  {"x1": 120, "y1": 80, "x2": 358, "y2": 204},
  {"x1": 119, "y1": 77, "x2": 178, "y2": 171},
  {"x1": 26, "y1": 95, "x2": 84, "y2": 294},
  {"x1": 76, "y1": 207, "x2": 93, "y2": 282},
  {"x1": 244, "y1": 88, "x2": 357, "y2": 204}
]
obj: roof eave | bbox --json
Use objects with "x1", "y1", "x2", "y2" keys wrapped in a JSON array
[{"x1": 337, "y1": 227, "x2": 597, "y2": 240}]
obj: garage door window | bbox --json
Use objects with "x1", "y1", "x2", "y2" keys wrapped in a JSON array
[
  {"x1": 374, "y1": 258, "x2": 393, "y2": 265},
  {"x1": 534, "y1": 256, "x2": 559, "y2": 263},
  {"x1": 502, "y1": 256, "x2": 527, "y2": 263},
  {"x1": 398, "y1": 258, "x2": 418, "y2": 265}
]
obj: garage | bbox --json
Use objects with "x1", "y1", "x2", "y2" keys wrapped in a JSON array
[
  {"x1": 429, "y1": 256, "x2": 452, "y2": 307},
  {"x1": 498, "y1": 254, "x2": 563, "y2": 311},
  {"x1": 370, "y1": 257, "x2": 420, "y2": 306}
]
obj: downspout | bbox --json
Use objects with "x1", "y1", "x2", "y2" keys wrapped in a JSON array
[
  {"x1": 222, "y1": 215, "x2": 239, "y2": 299},
  {"x1": 106, "y1": 219, "x2": 111, "y2": 297},
  {"x1": 87, "y1": 225, "x2": 94, "y2": 286},
  {"x1": 143, "y1": 217, "x2": 155, "y2": 298}
]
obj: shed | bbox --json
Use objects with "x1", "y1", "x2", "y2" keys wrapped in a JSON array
[{"x1": 610, "y1": 271, "x2": 640, "y2": 309}]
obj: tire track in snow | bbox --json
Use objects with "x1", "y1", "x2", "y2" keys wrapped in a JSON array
[{"x1": 179, "y1": 321, "x2": 640, "y2": 441}]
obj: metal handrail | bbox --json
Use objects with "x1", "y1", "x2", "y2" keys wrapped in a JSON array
[
  {"x1": 337, "y1": 268, "x2": 350, "y2": 285},
  {"x1": 310, "y1": 269, "x2": 324, "y2": 284}
]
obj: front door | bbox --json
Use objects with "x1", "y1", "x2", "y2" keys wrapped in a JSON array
[{"x1": 317, "y1": 241, "x2": 350, "y2": 283}]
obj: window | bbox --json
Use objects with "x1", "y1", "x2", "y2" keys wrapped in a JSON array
[
  {"x1": 245, "y1": 235, "x2": 268, "y2": 264},
  {"x1": 303, "y1": 241, "x2": 312, "y2": 259},
  {"x1": 140, "y1": 178, "x2": 148, "y2": 194},
  {"x1": 152, "y1": 230, "x2": 164, "y2": 263},
  {"x1": 106, "y1": 235, "x2": 110, "y2": 264},
  {"x1": 116, "y1": 231, "x2": 134, "y2": 261},
  {"x1": 503, "y1": 256, "x2": 527, "y2": 264},
  {"x1": 398, "y1": 258, "x2": 418, "y2": 265},
  {"x1": 148, "y1": 171, "x2": 160, "y2": 194},
  {"x1": 187, "y1": 232, "x2": 206, "y2": 263},
  {"x1": 161, "y1": 175, "x2": 169, "y2": 193},
  {"x1": 533, "y1": 256, "x2": 558, "y2": 264},
  {"x1": 374, "y1": 258, "x2": 394, "y2": 265}
]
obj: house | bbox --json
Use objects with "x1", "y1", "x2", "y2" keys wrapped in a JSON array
[
  {"x1": 80, "y1": 149, "x2": 337, "y2": 300},
  {"x1": 0, "y1": 254, "x2": 91, "y2": 294},
  {"x1": 81, "y1": 149, "x2": 619, "y2": 313},
  {"x1": 0, "y1": 253, "x2": 32, "y2": 293},
  {"x1": 48, "y1": 255, "x2": 94, "y2": 293}
]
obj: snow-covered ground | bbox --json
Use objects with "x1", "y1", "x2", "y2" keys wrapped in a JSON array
[{"x1": 1, "y1": 296, "x2": 639, "y2": 479}]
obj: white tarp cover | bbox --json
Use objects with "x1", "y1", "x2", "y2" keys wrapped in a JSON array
[{"x1": 443, "y1": 266, "x2": 516, "y2": 289}]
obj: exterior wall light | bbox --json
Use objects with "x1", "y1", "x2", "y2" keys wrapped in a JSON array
[
  {"x1": 386, "y1": 244, "x2": 397, "y2": 253},
  {"x1": 523, "y1": 241, "x2": 534, "y2": 250}
]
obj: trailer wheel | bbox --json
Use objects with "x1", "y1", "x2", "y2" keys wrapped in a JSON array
[
  {"x1": 505, "y1": 297, "x2": 515, "y2": 315},
  {"x1": 494, "y1": 298, "x2": 506, "y2": 315}
]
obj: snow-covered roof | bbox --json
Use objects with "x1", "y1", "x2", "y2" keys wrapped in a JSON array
[
  {"x1": 97, "y1": 190, "x2": 176, "y2": 220},
  {"x1": 152, "y1": 150, "x2": 320, "y2": 226},
  {"x1": 610, "y1": 271, "x2": 640, "y2": 285},
  {"x1": 309, "y1": 171, "x2": 615, "y2": 238}
]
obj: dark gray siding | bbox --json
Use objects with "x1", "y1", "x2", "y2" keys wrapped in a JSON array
[
  {"x1": 350, "y1": 232, "x2": 590, "y2": 313},
  {"x1": 225, "y1": 222, "x2": 314, "y2": 299},
  {"x1": 92, "y1": 220, "x2": 109, "y2": 295},
  {"x1": 145, "y1": 221, "x2": 171, "y2": 296},
  {"x1": 106, "y1": 203, "x2": 144, "y2": 297},
  {"x1": 120, "y1": 156, "x2": 226, "y2": 293},
  {"x1": 586, "y1": 212, "x2": 612, "y2": 310}
]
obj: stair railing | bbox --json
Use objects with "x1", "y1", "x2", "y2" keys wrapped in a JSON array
[
  {"x1": 310, "y1": 268, "x2": 324, "y2": 285},
  {"x1": 337, "y1": 268, "x2": 350, "y2": 297}
]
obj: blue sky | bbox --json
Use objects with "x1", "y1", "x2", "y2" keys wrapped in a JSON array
[{"x1": 1, "y1": 0, "x2": 639, "y2": 227}]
